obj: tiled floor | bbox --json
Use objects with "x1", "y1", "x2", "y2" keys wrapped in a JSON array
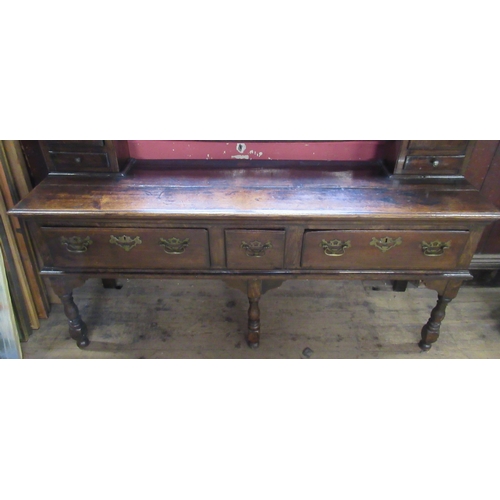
[{"x1": 21, "y1": 278, "x2": 500, "y2": 358}]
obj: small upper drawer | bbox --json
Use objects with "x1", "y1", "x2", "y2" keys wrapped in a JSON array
[
  {"x1": 408, "y1": 141, "x2": 469, "y2": 154},
  {"x1": 40, "y1": 227, "x2": 210, "y2": 270},
  {"x1": 403, "y1": 155, "x2": 465, "y2": 174},
  {"x1": 40, "y1": 140, "x2": 124, "y2": 174},
  {"x1": 225, "y1": 230, "x2": 285, "y2": 269},
  {"x1": 48, "y1": 152, "x2": 110, "y2": 173},
  {"x1": 301, "y1": 230, "x2": 469, "y2": 270}
]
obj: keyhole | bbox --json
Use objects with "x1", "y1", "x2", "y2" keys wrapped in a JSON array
[{"x1": 236, "y1": 143, "x2": 246, "y2": 153}]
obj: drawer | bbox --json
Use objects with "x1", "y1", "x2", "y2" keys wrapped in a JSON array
[
  {"x1": 48, "y1": 152, "x2": 110, "y2": 173},
  {"x1": 403, "y1": 155, "x2": 465, "y2": 174},
  {"x1": 408, "y1": 141, "x2": 468, "y2": 154},
  {"x1": 225, "y1": 230, "x2": 285, "y2": 269},
  {"x1": 41, "y1": 227, "x2": 210, "y2": 270},
  {"x1": 301, "y1": 230, "x2": 469, "y2": 270}
]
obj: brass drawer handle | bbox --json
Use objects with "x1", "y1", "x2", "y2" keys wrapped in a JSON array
[
  {"x1": 60, "y1": 236, "x2": 92, "y2": 253},
  {"x1": 421, "y1": 240, "x2": 451, "y2": 257},
  {"x1": 321, "y1": 239, "x2": 351, "y2": 257},
  {"x1": 159, "y1": 237, "x2": 190, "y2": 254},
  {"x1": 370, "y1": 236, "x2": 402, "y2": 253},
  {"x1": 110, "y1": 235, "x2": 142, "y2": 251},
  {"x1": 241, "y1": 240, "x2": 272, "y2": 257}
]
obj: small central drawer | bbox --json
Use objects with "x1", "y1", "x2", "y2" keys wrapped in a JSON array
[
  {"x1": 301, "y1": 230, "x2": 469, "y2": 270},
  {"x1": 41, "y1": 227, "x2": 210, "y2": 270},
  {"x1": 225, "y1": 230, "x2": 285, "y2": 269}
]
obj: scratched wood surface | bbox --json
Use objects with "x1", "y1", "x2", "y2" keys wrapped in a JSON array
[
  {"x1": 21, "y1": 279, "x2": 500, "y2": 359},
  {"x1": 11, "y1": 162, "x2": 498, "y2": 221}
]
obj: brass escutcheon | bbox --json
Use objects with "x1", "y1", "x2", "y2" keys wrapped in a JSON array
[
  {"x1": 421, "y1": 240, "x2": 451, "y2": 257},
  {"x1": 159, "y1": 237, "x2": 190, "y2": 254},
  {"x1": 241, "y1": 240, "x2": 272, "y2": 257},
  {"x1": 321, "y1": 239, "x2": 351, "y2": 257},
  {"x1": 109, "y1": 235, "x2": 142, "y2": 251},
  {"x1": 370, "y1": 236, "x2": 403, "y2": 253},
  {"x1": 60, "y1": 236, "x2": 92, "y2": 253}
]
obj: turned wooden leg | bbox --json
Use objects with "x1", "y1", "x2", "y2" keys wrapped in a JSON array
[
  {"x1": 419, "y1": 295, "x2": 453, "y2": 351},
  {"x1": 50, "y1": 277, "x2": 89, "y2": 348},
  {"x1": 222, "y1": 278, "x2": 284, "y2": 349},
  {"x1": 247, "y1": 279, "x2": 262, "y2": 349},
  {"x1": 61, "y1": 292, "x2": 89, "y2": 348},
  {"x1": 420, "y1": 279, "x2": 462, "y2": 352}
]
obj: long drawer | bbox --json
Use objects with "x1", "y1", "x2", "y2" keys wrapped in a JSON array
[
  {"x1": 41, "y1": 227, "x2": 210, "y2": 269},
  {"x1": 301, "y1": 230, "x2": 469, "y2": 270}
]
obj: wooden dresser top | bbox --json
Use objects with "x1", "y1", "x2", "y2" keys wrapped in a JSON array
[{"x1": 10, "y1": 161, "x2": 500, "y2": 222}]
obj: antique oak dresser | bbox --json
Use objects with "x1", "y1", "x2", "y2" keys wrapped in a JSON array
[{"x1": 9, "y1": 140, "x2": 500, "y2": 351}]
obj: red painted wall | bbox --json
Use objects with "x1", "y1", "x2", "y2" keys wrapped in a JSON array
[{"x1": 128, "y1": 141, "x2": 392, "y2": 162}]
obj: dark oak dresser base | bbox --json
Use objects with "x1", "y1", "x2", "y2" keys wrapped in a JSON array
[{"x1": 10, "y1": 159, "x2": 500, "y2": 352}]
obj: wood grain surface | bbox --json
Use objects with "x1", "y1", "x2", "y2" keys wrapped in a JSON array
[{"x1": 10, "y1": 162, "x2": 498, "y2": 221}]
